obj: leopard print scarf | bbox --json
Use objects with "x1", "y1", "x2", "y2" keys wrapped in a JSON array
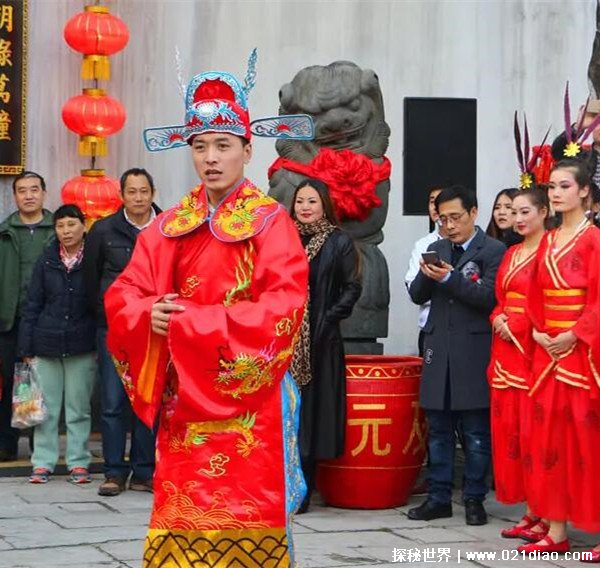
[{"x1": 290, "y1": 218, "x2": 337, "y2": 387}]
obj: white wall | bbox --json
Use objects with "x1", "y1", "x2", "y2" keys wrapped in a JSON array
[{"x1": 0, "y1": 0, "x2": 595, "y2": 355}]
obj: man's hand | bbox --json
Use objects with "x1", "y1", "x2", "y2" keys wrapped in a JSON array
[
  {"x1": 419, "y1": 259, "x2": 453, "y2": 282},
  {"x1": 533, "y1": 329, "x2": 552, "y2": 352},
  {"x1": 546, "y1": 330, "x2": 577, "y2": 358},
  {"x1": 493, "y1": 314, "x2": 511, "y2": 341},
  {"x1": 151, "y1": 293, "x2": 185, "y2": 336}
]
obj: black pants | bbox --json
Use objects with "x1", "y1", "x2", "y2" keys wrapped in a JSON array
[{"x1": 0, "y1": 325, "x2": 20, "y2": 454}]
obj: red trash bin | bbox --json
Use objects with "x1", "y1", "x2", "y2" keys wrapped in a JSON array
[{"x1": 316, "y1": 355, "x2": 427, "y2": 509}]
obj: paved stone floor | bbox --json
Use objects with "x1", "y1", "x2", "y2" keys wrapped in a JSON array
[{"x1": 0, "y1": 474, "x2": 599, "y2": 568}]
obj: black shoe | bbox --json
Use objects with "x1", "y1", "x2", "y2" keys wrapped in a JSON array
[
  {"x1": 464, "y1": 498, "x2": 487, "y2": 525},
  {"x1": 0, "y1": 448, "x2": 17, "y2": 462},
  {"x1": 407, "y1": 499, "x2": 452, "y2": 521}
]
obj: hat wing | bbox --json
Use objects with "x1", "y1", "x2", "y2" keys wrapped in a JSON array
[
  {"x1": 250, "y1": 114, "x2": 314, "y2": 139},
  {"x1": 143, "y1": 125, "x2": 188, "y2": 152}
]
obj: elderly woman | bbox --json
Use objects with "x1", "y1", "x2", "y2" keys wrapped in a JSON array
[
  {"x1": 290, "y1": 178, "x2": 362, "y2": 513},
  {"x1": 18, "y1": 204, "x2": 96, "y2": 484}
]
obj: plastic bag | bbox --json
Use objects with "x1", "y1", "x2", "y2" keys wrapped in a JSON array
[{"x1": 11, "y1": 361, "x2": 48, "y2": 429}]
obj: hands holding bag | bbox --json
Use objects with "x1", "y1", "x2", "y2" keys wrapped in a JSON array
[{"x1": 11, "y1": 361, "x2": 48, "y2": 429}]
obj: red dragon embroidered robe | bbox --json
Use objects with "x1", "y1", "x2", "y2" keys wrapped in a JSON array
[{"x1": 105, "y1": 180, "x2": 308, "y2": 567}]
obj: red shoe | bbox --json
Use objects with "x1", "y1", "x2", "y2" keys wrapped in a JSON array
[
  {"x1": 520, "y1": 520, "x2": 550, "y2": 542},
  {"x1": 28, "y1": 468, "x2": 50, "y2": 484},
  {"x1": 518, "y1": 535, "x2": 570, "y2": 554},
  {"x1": 580, "y1": 549, "x2": 600, "y2": 563},
  {"x1": 68, "y1": 467, "x2": 91, "y2": 484},
  {"x1": 501, "y1": 514, "x2": 538, "y2": 539}
]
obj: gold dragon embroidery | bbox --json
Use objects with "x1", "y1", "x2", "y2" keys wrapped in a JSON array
[
  {"x1": 223, "y1": 241, "x2": 255, "y2": 307},
  {"x1": 169, "y1": 411, "x2": 259, "y2": 458},
  {"x1": 213, "y1": 188, "x2": 276, "y2": 239},
  {"x1": 275, "y1": 309, "x2": 299, "y2": 337},
  {"x1": 161, "y1": 186, "x2": 208, "y2": 237},
  {"x1": 215, "y1": 343, "x2": 293, "y2": 399},
  {"x1": 112, "y1": 357, "x2": 135, "y2": 403},
  {"x1": 179, "y1": 275, "x2": 203, "y2": 298}
]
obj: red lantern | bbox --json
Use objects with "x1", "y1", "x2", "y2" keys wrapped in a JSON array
[
  {"x1": 64, "y1": 5, "x2": 129, "y2": 81},
  {"x1": 62, "y1": 89, "x2": 126, "y2": 156},
  {"x1": 62, "y1": 170, "x2": 122, "y2": 225}
]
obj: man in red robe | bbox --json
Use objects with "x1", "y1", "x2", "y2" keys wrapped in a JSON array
[{"x1": 105, "y1": 57, "x2": 313, "y2": 567}]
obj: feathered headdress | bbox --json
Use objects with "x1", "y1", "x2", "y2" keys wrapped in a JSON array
[
  {"x1": 563, "y1": 81, "x2": 600, "y2": 157},
  {"x1": 513, "y1": 111, "x2": 552, "y2": 189}
]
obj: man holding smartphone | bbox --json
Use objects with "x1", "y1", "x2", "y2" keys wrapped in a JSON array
[
  {"x1": 405, "y1": 186, "x2": 447, "y2": 356},
  {"x1": 408, "y1": 185, "x2": 505, "y2": 526}
]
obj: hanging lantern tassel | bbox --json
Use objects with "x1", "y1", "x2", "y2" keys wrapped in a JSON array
[
  {"x1": 64, "y1": 5, "x2": 129, "y2": 80},
  {"x1": 79, "y1": 135, "x2": 107, "y2": 157},
  {"x1": 82, "y1": 54, "x2": 111, "y2": 81}
]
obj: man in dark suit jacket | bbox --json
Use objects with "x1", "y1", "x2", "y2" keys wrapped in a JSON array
[
  {"x1": 83, "y1": 168, "x2": 160, "y2": 497},
  {"x1": 408, "y1": 185, "x2": 506, "y2": 526}
]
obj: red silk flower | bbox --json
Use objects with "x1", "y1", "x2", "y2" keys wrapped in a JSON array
[
  {"x1": 269, "y1": 148, "x2": 391, "y2": 221},
  {"x1": 310, "y1": 149, "x2": 384, "y2": 221}
]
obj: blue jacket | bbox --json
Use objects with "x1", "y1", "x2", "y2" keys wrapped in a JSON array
[{"x1": 18, "y1": 240, "x2": 96, "y2": 358}]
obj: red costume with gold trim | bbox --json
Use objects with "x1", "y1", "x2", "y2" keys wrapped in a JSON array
[
  {"x1": 105, "y1": 180, "x2": 308, "y2": 567},
  {"x1": 487, "y1": 244, "x2": 535, "y2": 504},
  {"x1": 523, "y1": 223, "x2": 600, "y2": 531}
]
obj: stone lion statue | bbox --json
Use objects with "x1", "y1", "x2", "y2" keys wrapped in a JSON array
[{"x1": 268, "y1": 61, "x2": 391, "y2": 354}]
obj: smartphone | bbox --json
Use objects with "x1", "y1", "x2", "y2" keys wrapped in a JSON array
[{"x1": 422, "y1": 251, "x2": 442, "y2": 267}]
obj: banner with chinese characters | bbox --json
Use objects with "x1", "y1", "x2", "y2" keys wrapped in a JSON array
[{"x1": 0, "y1": 0, "x2": 26, "y2": 175}]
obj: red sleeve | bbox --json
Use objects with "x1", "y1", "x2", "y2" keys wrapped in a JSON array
[
  {"x1": 506, "y1": 312, "x2": 531, "y2": 337},
  {"x1": 104, "y1": 221, "x2": 176, "y2": 427},
  {"x1": 573, "y1": 232, "x2": 600, "y2": 362}
]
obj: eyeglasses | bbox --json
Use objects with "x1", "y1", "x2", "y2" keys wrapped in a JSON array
[{"x1": 438, "y1": 210, "x2": 468, "y2": 226}]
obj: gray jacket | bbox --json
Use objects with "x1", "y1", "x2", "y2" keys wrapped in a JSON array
[{"x1": 409, "y1": 228, "x2": 506, "y2": 410}]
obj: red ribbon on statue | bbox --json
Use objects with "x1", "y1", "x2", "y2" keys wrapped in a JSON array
[{"x1": 268, "y1": 148, "x2": 391, "y2": 221}]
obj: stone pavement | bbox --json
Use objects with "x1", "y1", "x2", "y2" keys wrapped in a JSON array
[{"x1": 0, "y1": 475, "x2": 598, "y2": 568}]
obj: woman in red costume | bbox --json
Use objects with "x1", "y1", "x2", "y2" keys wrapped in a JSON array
[
  {"x1": 488, "y1": 186, "x2": 548, "y2": 538},
  {"x1": 519, "y1": 158, "x2": 600, "y2": 559}
]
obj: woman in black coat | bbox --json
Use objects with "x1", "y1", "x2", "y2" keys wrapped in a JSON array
[
  {"x1": 18, "y1": 205, "x2": 97, "y2": 485},
  {"x1": 290, "y1": 178, "x2": 362, "y2": 513}
]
